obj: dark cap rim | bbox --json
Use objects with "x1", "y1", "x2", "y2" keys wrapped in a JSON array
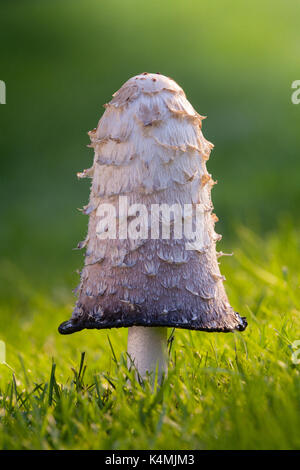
[{"x1": 58, "y1": 315, "x2": 247, "y2": 335}]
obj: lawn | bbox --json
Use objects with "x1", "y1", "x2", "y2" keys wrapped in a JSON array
[{"x1": 1, "y1": 223, "x2": 299, "y2": 450}]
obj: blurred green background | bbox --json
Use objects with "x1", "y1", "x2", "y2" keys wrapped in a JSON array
[
  {"x1": 1, "y1": 0, "x2": 299, "y2": 289},
  {"x1": 1, "y1": 0, "x2": 300, "y2": 450}
]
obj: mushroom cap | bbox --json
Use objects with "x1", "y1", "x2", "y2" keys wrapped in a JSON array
[
  {"x1": 58, "y1": 73, "x2": 247, "y2": 335},
  {"x1": 111, "y1": 72, "x2": 184, "y2": 99}
]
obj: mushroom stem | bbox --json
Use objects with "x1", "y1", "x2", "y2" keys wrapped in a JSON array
[{"x1": 127, "y1": 327, "x2": 168, "y2": 383}]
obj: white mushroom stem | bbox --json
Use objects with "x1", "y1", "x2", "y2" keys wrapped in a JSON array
[{"x1": 127, "y1": 327, "x2": 168, "y2": 383}]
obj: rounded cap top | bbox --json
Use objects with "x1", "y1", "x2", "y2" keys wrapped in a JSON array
[
  {"x1": 108, "y1": 73, "x2": 185, "y2": 109},
  {"x1": 112, "y1": 72, "x2": 184, "y2": 98}
]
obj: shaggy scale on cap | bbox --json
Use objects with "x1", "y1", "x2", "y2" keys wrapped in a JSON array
[{"x1": 58, "y1": 72, "x2": 247, "y2": 335}]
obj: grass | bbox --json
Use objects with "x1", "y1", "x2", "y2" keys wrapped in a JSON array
[{"x1": 0, "y1": 223, "x2": 300, "y2": 450}]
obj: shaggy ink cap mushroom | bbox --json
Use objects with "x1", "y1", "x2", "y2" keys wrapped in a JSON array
[{"x1": 58, "y1": 73, "x2": 247, "y2": 335}]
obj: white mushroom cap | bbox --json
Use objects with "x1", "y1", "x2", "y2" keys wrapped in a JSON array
[{"x1": 59, "y1": 73, "x2": 247, "y2": 335}]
